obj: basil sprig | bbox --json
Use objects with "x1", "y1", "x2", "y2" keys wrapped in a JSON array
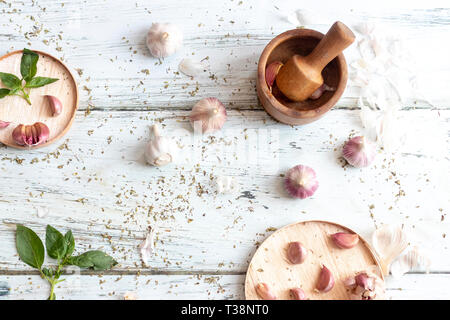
[
  {"x1": 0, "y1": 49, "x2": 58, "y2": 105},
  {"x1": 16, "y1": 225, "x2": 117, "y2": 300}
]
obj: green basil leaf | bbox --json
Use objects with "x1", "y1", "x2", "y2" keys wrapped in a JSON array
[
  {"x1": 15, "y1": 225, "x2": 45, "y2": 269},
  {"x1": 21, "y1": 48, "x2": 39, "y2": 82},
  {"x1": 68, "y1": 251, "x2": 117, "y2": 271},
  {"x1": 0, "y1": 88, "x2": 10, "y2": 98},
  {"x1": 64, "y1": 230, "x2": 75, "y2": 257},
  {"x1": 0, "y1": 72, "x2": 21, "y2": 89},
  {"x1": 25, "y1": 76, "x2": 58, "y2": 88},
  {"x1": 45, "y1": 225, "x2": 67, "y2": 260}
]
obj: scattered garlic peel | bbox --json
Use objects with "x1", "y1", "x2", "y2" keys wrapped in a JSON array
[
  {"x1": 36, "y1": 206, "x2": 49, "y2": 218},
  {"x1": 178, "y1": 58, "x2": 206, "y2": 77},
  {"x1": 216, "y1": 175, "x2": 239, "y2": 194},
  {"x1": 123, "y1": 291, "x2": 138, "y2": 300},
  {"x1": 344, "y1": 269, "x2": 385, "y2": 300},
  {"x1": 139, "y1": 226, "x2": 156, "y2": 267},
  {"x1": 390, "y1": 246, "x2": 431, "y2": 278},
  {"x1": 0, "y1": 120, "x2": 10, "y2": 128},
  {"x1": 372, "y1": 225, "x2": 408, "y2": 276}
]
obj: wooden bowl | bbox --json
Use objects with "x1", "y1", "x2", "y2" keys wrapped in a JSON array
[
  {"x1": 257, "y1": 29, "x2": 348, "y2": 125},
  {"x1": 0, "y1": 50, "x2": 78, "y2": 149},
  {"x1": 245, "y1": 220, "x2": 383, "y2": 300}
]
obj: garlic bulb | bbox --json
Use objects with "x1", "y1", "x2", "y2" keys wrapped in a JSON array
[
  {"x1": 144, "y1": 124, "x2": 176, "y2": 166},
  {"x1": 190, "y1": 97, "x2": 227, "y2": 134},
  {"x1": 390, "y1": 246, "x2": 431, "y2": 278},
  {"x1": 146, "y1": 23, "x2": 183, "y2": 58},
  {"x1": 12, "y1": 122, "x2": 50, "y2": 146},
  {"x1": 216, "y1": 175, "x2": 239, "y2": 194},
  {"x1": 372, "y1": 224, "x2": 408, "y2": 276},
  {"x1": 284, "y1": 165, "x2": 318, "y2": 199},
  {"x1": 139, "y1": 226, "x2": 156, "y2": 267},
  {"x1": 343, "y1": 270, "x2": 385, "y2": 300},
  {"x1": 342, "y1": 136, "x2": 376, "y2": 168}
]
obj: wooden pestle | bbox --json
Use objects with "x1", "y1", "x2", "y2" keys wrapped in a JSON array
[{"x1": 276, "y1": 21, "x2": 355, "y2": 102}]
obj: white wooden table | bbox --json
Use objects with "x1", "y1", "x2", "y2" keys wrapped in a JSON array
[{"x1": 0, "y1": 0, "x2": 449, "y2": 300}]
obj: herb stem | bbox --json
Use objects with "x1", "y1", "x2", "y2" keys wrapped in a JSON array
[{"x1": 20, "y1": 88, "x2": 32, "y2": 105}]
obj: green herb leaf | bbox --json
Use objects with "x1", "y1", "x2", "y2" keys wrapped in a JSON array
[
  {"x1": 16, "y1": 225, "x2": 45, "y2": 269},
  {"x1": 45, "y1": 225, "x2": 67, "y2": 260},
  {"x1": 0, "y1": 72, "x2": 21, "y2": 89},
  {"x1": 25, "y1": 76, "x2": 58, "y2": 88},
  {"x1": 20, "y1": 48, "x2": 39, "y2": 82},
  {"x1": 64, "y1": 230, "x2": 75, "y2": 258},
  {"x1": 68, "y1": 251, "x2": 117, "y2": 271},
  {"x1": 0, "y1": 88, "x2": 10, "y2": 98}
]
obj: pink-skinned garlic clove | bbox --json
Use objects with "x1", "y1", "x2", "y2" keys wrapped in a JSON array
[
  {"x1": 342, "y1": 136, "x2": 376, "y2": 168},
  {"x1": 331, "y1": 232, "x2": 359, "y2": 249},
  {"x1": 309, "y1": 83, "x2": 336, "y2": 100},
  {"x1": 344, "y1": 271, "x2": 385, "y2": 300},
  {"x1": 265, "y1": 61, "x2": 283, "y2": 90},
  {"x1": 0, "y1": 120, "x2": 11, "y2": 129},
  {"x1": 255, "y1": 283, "x2": 277, "y2": 300},
  {"x1": 287, "y1": 241, "x2": 307, "y2": 264},
  {"x1": 316, "y1": 265, "x2": 335, "y2": 293},
  {"x1": 290, "y1": 288, "x2": 307, "y2": 300},
  {"x1": 190, "y1": 97, "x2": 227, "y2": 134},
  {"x1": 12, "y1": 122, "x2": 50, "y2": 147},
  {"x1": 284, "y1": 165, "x2": 318, "y2": 199},
  {"x1": 45, "y1": 95, "x2": 62, "y2": 116}
]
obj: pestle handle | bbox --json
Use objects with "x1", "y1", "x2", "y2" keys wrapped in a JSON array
[{"x1": 305, "y1": 21, "x2": 355, "y2": 71}]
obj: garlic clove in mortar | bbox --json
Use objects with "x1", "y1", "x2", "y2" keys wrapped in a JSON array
[
  {"x1": 45, "y1": 95, "x2": 62, "y2": 116},
  {"x1": 286, "y1": 241, "x2": 307, "y2": 264},
  {"x1": 331, "y1": 232, "x2": 359, "y2": 249},
  {"x1": 144, "y1": 124, "x2": 176, "y2": 166},
  {"x1": 0, "y1": 120, "x2": 10, "y2": 128},
  {"x1": 265, "y1": 61, "x2": 283, "y2": 90},
  {"x1": 284, "y1": 165, "x2": 318, "y2": 199},
  {"x1": 190, "y1": 97, "x2": 227, "y2": 134},
  {"x1": 316, "y1": 265, "x2": 334, "y2": 292},
  {"x1": 12, "y1": 122, "x2": 49, "y2": 146},
  {"x1": 309, "y1": 83, "x2": 335, "y2": 100},
  {"x1": 146, "y1": 23, "x2": 183, "y2": 58},
  {"x1": 255, "y1": 283, "x2": 277, "y2": 300},
  {"x1": 342, "y1": 136, "x2": 376, "y2": 168},
  {"x1": 290, "y1": 288, "x2": 307, "y2": 300}
]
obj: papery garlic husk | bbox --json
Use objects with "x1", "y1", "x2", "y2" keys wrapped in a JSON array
[
  {"x1": 290, "y1": 288, "x2": 307, "y2": 300},
  {"x1": 316, "y1": 265, "x2": 334, "y2": 292},
  {"x1": 342, "y1": 136, "x2": 376, "y2": 168},
  {"x1": 45, "y1": 95, "x2": 62, "y2": 116},
  {"x1": 343, "y1": 270, "x2": 385, "y2": 300},
  {"x1": 144, "y1": 124, "x2": 176, "y2": 166},
  {"x1": 390, "y1": 246, "x2": 431, "y2": 278},
  {"x1": 12, "y1": 122, "x2": 50, "y2": 146},
  {"x1": 216, "y1": 175, "x2": 239, "y2": 194},
  {"x1": 0, "y1": 120, "x2": 10, "y2": 128},
  {"x1": 139, "y1": 226, "x2": 156, "y2": 267},
  {"x1": 284, "y1": 165, "x2": 318, "y2": 199},
  {"x1": 255, "y1": 283, "x2": 277, "y2": 300},
  {"x1": 309, "y1": 83, "x2": 335, "y2": 100},
  {"x1": 372, "y1": 224, "x2": 408, "y2": 276},
  {"x1": 178, "y1": 58, "x2": 206, "y2": 77},
  {"x1": 123, "y1": 291, "x2": 138, "y2": 300},
  {"x1": 146, "y1": 23, "x2": 183, "y2": 58},
  {"x1": 265, "y1": 61, "x2": 283, "y2": 90},
  {"x1": 190, "y1": 97, "x2": 227, "y2": 134}
]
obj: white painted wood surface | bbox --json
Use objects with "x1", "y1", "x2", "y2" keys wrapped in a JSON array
[{"x1": 0, "y1": 0, "x2": 449, "y2": 299}]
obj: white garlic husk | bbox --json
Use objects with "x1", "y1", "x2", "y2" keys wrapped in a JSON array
[
  {"x1": 390, "y1": 246, "x2": 431, "y2": 278},
  {"x1": 342, "y1": 136, "x2": 376, "y2": 168},
  {"x1": 146, "y1": 23, "x2": 183, "y2": 58},
  {"x1": 139, "y1": 226, "x2": 156, "y2": 267},
  {"x1": 190, "y1": 97, "x2": 227, "y2": 134},
  {"x1": 178, "y1": 58, "x2": 206, "y2": 77},
  {"x1": 216, "y1": 176, "x2": 239, "y2": 194},
  {"x1": 144, "y1": 124, "x2": 176, "y2": 166}
]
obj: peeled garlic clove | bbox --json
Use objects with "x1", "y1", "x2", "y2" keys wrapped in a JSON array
[
  {"x1": 45, "y1": 95, "x2": 62, "y2": 116},
  {"x1": 0, "y1": 120, "x2": 10, "y2": 128},
  {"x1": 190, "y1": 97, "x2": 227, "y2": 134},
  {"x1": 255, "y1": 283, "x2": 277, "y2": 300},
  {"x1": 146, "y1": 23, "x2": 183, "y2": 58},
  {"x1": 342, "y1": 136, "x2": 376, "y2": 168},
  {"x1": 316, "y1": 265, "x2": 334, "y2": 292},
  {"x1": 309, "y1": 83, "x2": 336, "y2": 100},
  {"x1": 290, "y1": 288, "x2": 307, "y2": 300},
  {"x1": 287, "y1": 241, "x2": 307, "y2": 264},
  {"x1": 331, "y1": 232, "x2": 359, "y2": 249},
  {"x1": 12, "y1": 122, "x2": 50, "y2": 147},
  {"x1": 144, "y1": 124, "x2": 176, "y2": 166},
  {"x1": 284, "y1": 165, "x2": 318, "y2": 199},
  {"x1": 265, "y1": 61, "x2": 283, "y2": 89}
]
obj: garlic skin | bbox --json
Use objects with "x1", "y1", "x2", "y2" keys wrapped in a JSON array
[
  {"x1": 390, "y1": 246, "x2": 431, "y2": 278},
  {"x1": 265, "y1": 61, "x2": 283, "y2": 90},
  {"x1": 146, "y1": 23, "x2": 183, "y2": 58},
  {"x1": 123, "y1": 291, "x2": 138, "y2": 300},
  {"x1": 144, "y1": 124, "x2": 176, "y2": 166},
  {"x1": 139, "y1": 226, "x2": 156, "y2": 267},
  {"x1": 12, "y1": 122, "x2": 49, "y2": 147},
  {"x1": 284, "y1": 165, "x2": 318, "y2": 199},
  {"x1": 372, "y1": 225, "x2": 408, "y2": 276},
  {"x1": 216, "y1": 175, "x2": 239, "y2": 194},
  {"x1": 342, "y1": 136, "x2": 376, "y2": 168},
  {"x1": 0, "y1": 120, "x2": 10, "y2": 128},
  {"x1": 190, "y1": 97, "x2": 227, "y2": 134},
  {"x1": 45, "y1": 95, "x2": 62, "y2": 117},
  {"x1": 178, "y1": 58, "x2": 205, "y2": 77},
  {"x1": 343, "y1": 270, "x2": 385, "y2": 300}
]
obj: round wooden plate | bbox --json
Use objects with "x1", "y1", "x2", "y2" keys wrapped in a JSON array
[
  {"x1": 245, "y1": 220, "x2": 383, "y2": 300},
  {"x1": 0, "y1": 50, "x2": 78, "y2": 149}
]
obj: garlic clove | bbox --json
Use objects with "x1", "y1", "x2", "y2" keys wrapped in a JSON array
[
  {"x1": 178, "y1": 58, "x2": 205, "y2": 77},
  {"x1": 146, "y1": 23, "x2": 183, "y2": 58},
  {"x1": 12, "y1": 122, "x2": 50, "y2": 147},
  {"x1": 342, "y1": 136, "x2": 376, "y2": 168},
  {"x1": 316, "y1": 265, "x2": 334, "y2": 292},
  {"x1": 189, "y1": 97, "x2": 227, "y2": 134},
  {"x1": 290, "y1": 288, "x2": 307, "y2": 300},
  {"x1": 0, "y1": 120, "x2": 10, "y2": 128},
  {"x1": 265, "y1": 61, "x2": 283, "y2": 90},
  {"x1": 284, "y1": 165, "x2": 318, "y2": 199},
  {"x1": 45, "y1": 95, "x2": 62, "y2": 116},
  {"x1": 286, "y1": 241, "x2": 307, "y2": 264},
  {"x1": 309, "y1": 83, "x2": 335, "y2": 100},
  {"x1": 139, "y1": 226, "x2": 156, "y2": 267},
  {"x1": 331, "y1": 232, "x2": 359, "y2": 249},
  {"x1": 344, "y1": 270, "x2": 385, "y2": 300},
  {"x1": 144, "y1": 124, "x2": 176, "y2": 166},
  {"x1": 255, "y1": 283, "x2": 277, "y2": 300}
]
